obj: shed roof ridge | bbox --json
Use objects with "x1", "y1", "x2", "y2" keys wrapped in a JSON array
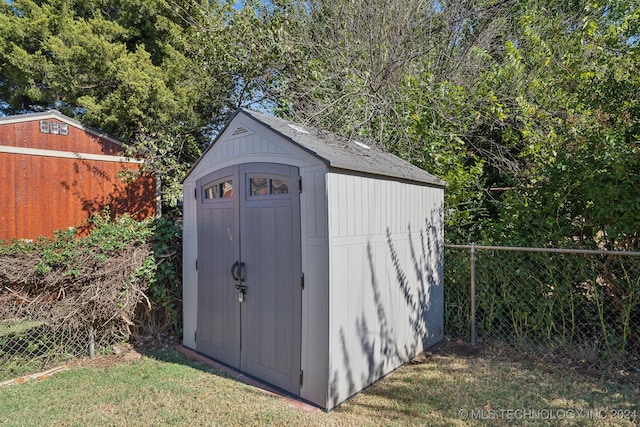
[
  {"x1": 238, "y1": 108, "x2": 446, "y2": 187},
  {"x1": 239, "y1": 107, "x2": 376, "y2": 148}
]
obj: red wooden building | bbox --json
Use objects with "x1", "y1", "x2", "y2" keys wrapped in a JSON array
[{"x1": 0, "y1": 110, "x2": 157, "y2": 241}]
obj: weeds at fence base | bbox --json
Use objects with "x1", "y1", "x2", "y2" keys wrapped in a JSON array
[
  {"x1": 443, "y1": 336, "x2": 640, "y2": 386},
  {"x1": 0, "y1": 318, "x2": 119, "y2": 382},
  {"x1": 445, "y1": 246, "x2": 640, "y2": 383}
]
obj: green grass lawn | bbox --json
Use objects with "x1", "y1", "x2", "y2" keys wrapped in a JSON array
[{"x1": 0, "y1": 344, "x2": 638, "y2": 426}]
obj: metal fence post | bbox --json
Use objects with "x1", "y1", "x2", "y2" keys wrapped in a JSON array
[
  {"x1": 470, "y1": 243, "x2": 477, "y2": 346},
  {"x1": 89, "y1": 326, "x2": 95, "y2": 360}
]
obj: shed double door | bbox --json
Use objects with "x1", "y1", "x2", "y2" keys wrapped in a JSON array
[{"x1": 196, "y1": 163, "x2": 302, "y2": 394}]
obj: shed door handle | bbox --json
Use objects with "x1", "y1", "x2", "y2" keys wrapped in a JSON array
[
  {"x1": 231, "y1": 261, "x2": 240, "y2": 281},
  {"x1": 238, "y1": 262, "x2": 246, "y2": 282}
]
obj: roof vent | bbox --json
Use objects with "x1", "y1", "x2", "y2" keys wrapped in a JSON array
[
  {"x1": 40, "y1": 120, "x2": 69, "y2": 136},
  {"x1": 353, "y1": 140, "x2": 371, "y2": 150},
  {"x1": 232, "y1": 126, "x2": 248, "y2": 135},
  {"x1": 287, "y1": 124, "x2": 309, "y2": 134}
]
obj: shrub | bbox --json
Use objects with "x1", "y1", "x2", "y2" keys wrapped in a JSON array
[{"x1": 0, "y1": 210, "x2": 182, "y2": 349}]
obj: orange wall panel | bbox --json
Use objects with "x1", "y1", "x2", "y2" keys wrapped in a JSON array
[
  {"x1": 0, "y1": 116, "x2": 156, "y2": 241},
  {"x1": 2, "y1": 154, "x2": 156, "y2": 240},
  {"x1": 0, "y1": 153, "x2": 16, "y2": 238}
]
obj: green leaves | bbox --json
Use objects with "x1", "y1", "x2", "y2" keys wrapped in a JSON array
[
  {"x1": 0, "y1": 0, "x2": 301, "y2": 208},
  {"x1": 2, "y1": 0, "x2": 637, "y2": 249},
  {"x1": 276, "y1": 0, "x2": 639, "y2": 249}
]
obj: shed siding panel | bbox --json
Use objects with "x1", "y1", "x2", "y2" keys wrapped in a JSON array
[
  {"x1": 328, "y1": 243, "x2": 350, "y2": 400},
  {"x1": 327, "y1": 172, "x2": 444, "y2": 409},
  {"x1": 339, "y1": 174, "x2": 349, "y2": 237},
  {"x1": 347, "y1": 244, "x2": 364, "y2": 385},
  {"x1": 367, "y1": 178, "x2": 376, "y2": 235},
  {"x1": 305, "y1": 171, "x2": 316, "y2": 237},
  {"x1": 299, "y1": 165, "x2": 329, "y2": 407},
  {"x1": 181, "y1": 180, "x2": 198, "y2": 349},
  {"x1": 373, "y1": 181, "x2": 381, "y2": 235},
  {"x1": 300, "y1": 243, "x2": 329, "y2": 405},
  {"x1": 328, "y1": 175, "x2": 338, "y2": 238},
  {"x1": 350, "y1": 176, "x2": 356, "y2": 234}
]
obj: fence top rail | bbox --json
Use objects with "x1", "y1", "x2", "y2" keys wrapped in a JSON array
[{"x1": 445, "y1": 244, "x2": 640, "y2": 257}]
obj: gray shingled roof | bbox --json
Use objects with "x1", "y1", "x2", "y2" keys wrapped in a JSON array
[{"x1": 239, "y1": 109, "x2": 446, "y2": 187}]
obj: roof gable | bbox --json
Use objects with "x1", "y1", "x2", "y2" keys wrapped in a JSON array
[{"x1": 0, "y1": 110, "x2": 123, "y2": 146}]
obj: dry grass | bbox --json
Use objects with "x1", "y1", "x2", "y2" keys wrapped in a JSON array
[{"x1": 0, "y1": 341, "x2": 638, "y2": 426}]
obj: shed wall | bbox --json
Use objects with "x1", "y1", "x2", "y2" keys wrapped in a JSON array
[
  {"x1": 0, "y1": 116, "x2": 122, "y2": 154},
  {"x1": 326, "y1": 172, "x2": 444, "y2": 409},
  {"x1": 0, "y1": 118, "x2": 155, "y2": 240}
]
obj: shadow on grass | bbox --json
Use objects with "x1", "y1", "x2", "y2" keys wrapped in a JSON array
[
  {"x1": 131, "y1": 342, "x2": 319, "y2": 412},
  {"x1": 332, "y1": 341, "x2": 640, "y2": 425}
]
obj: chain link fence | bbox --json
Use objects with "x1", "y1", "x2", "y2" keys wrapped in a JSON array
[
  {"x1": 0, "y1": 318, "x2": 101, "y2": 383},
  {"x1": 0, "y1": 215, "x2": 183, "y2": 385},
  {"x1": 4, "y1": 243, "x2": 639, "y2": 384},
  {"x1": 445, "y1": 245, "x2": 640, "y2": 379}
]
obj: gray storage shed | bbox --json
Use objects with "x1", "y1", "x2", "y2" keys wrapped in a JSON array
[{"x1": 182, "y1": 108, "x2": 446, "y2": 410}]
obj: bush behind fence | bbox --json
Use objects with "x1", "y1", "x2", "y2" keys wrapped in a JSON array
[{"x1": 445, "y1": 245, "x2": 640, "y2": 377}]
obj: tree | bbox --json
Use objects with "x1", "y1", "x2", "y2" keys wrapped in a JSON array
[
  {"x1": 279, "y1": 0, "x2": 445, "y2": 144},
  {"x1": 0, "y1": 0, "x2": 300, "y2": 207},
  {"x1": 495, "y1": 0, "x2": 640, "y2": 250},
  {"x1": 278, "y1": 0, "x2": 639, "y2": 247},
  {"x1": 278, "y1": 0, "x2": 533, "y2": 238}
]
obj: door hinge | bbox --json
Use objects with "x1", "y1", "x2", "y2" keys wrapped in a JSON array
[
  {"x1": 299, "y1": 370, "x2": 304, "y2": 387},
  {"x1": 300, "y1": 272, "x2": 305, "y2": 290},
  {"x1": 298, "y1": 177, "x2": 302, "y2": 193},
  {"x1": 195, "y1": 188, "x2": 198, "y2": 199},
  {"x1": 194, "y1": 330, "x2": 197, "y2": 342},
  {"x1": 195, "y1": 259, "x2": 198, "y2": 270}
]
